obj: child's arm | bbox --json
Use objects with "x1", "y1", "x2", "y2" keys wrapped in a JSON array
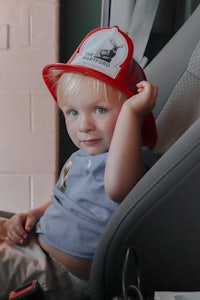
[
  {"x1": 6, "y1": 200, "x2": 52, "y2": 245},
  {"x1": 105, "y1": 81, "x2": 157, "y2": 202}
]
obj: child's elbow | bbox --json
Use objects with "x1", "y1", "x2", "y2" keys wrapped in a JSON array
[{"x1": 105, "y1": 183, "x2": 127, "y2": 203}]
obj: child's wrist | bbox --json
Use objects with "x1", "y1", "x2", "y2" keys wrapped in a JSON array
[{"x1": 122, "y1": 100, "x2": 144, "y2": 120}]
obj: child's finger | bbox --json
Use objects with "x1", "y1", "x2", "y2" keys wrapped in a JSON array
[
  {"x1": 25, "y1": 214, "x2": 36, "y2": 232},
  {"x1": 7, "y1": 227, "x2": 26, "y2": 245}
]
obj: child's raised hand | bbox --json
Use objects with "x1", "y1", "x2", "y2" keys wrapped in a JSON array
[
  {"x1": 7, "y1": 212, "x2": 37, "y2": 245},
  {"x1": 125, "y1": 80, "x2": 157, "y2": 119}
]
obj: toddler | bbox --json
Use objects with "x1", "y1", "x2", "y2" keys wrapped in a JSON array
[{"x1": 0, "y1": 26, "x2": 158, "y2": 299}]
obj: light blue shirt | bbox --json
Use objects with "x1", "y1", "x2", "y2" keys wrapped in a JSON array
[
  {"x1": 36, "y1": 148, "x2": 158, "y2": 259},
  {"x1": 36, "y1": 150, "x2": 119, "y2": 258}
]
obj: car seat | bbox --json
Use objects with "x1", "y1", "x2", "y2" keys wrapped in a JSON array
[{"x1": 89, "y1": 3, "x2": 200, "y2": 300}]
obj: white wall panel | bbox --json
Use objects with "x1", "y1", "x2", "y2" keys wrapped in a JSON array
[{"x1": 0, "y1": 0, "x2": 59, "y2": 211}]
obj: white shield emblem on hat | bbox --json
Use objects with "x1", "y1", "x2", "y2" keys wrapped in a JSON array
[{"x1": 71, "y1": 27, "x2": 128, "y2": 78}]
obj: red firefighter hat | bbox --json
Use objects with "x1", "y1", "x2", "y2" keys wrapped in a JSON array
[{"x1": 43, "y1": 26, "x2": 157, "y2": 149}]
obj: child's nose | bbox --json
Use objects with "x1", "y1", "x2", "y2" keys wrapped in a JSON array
[{"x1": 79, "y1": 116, "x2": 95, "y2": 132}]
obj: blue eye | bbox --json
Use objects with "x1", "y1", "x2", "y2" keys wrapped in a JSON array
[
  {"x1": 69, "y1": 110, "x2": 79, "y2": 118},
  {"x1": 95, "y1": 107, "x2": 107, "y2": 115}
]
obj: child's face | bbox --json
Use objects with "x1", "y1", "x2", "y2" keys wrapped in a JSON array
[{"x1": 61, "y1": 85, "x2": 125, "y2": 155}]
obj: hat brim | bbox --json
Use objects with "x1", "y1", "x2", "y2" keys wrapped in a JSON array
[{"x1": 43, "y1": 60, "x2": 146, "y2": 101}]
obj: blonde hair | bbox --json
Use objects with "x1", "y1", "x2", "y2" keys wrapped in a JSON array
[{"x1": 56, "y1": 72, "x2": 127, "y2": 108}]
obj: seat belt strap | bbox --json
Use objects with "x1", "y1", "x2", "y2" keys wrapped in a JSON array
[{"x1": 128, "y1": 0, "x2": 160, "y2": 67}]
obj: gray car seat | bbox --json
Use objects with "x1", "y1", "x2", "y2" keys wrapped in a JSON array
[{"x1": 89, "y1": 3, "x2": 200, "y2": 300}]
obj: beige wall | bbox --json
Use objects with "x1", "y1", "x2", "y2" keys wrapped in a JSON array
[{"x1": 0, "y1": 0, "x2": 59, "y2": 212}]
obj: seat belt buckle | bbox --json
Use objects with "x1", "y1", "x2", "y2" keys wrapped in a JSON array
[{"x1": 9, "y1": 280, "x2": 47, "y2": 300}]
